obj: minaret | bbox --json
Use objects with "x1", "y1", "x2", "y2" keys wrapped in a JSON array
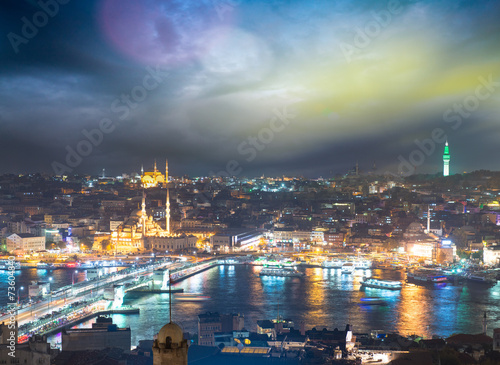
[
  {"x1": 443, "y1": 141, "x2": 450, "y2": 177},
  {"x1": 166, "y1": 188, "x2": 170, "y2": 235},
  {"x1": 426, "y1": 205, "x2": 431, "y2": 234},
  {"x1": 165, "y1": 159, "x2": 169, "y2": 184},
  {"x1": 141, "y1": 164, "x2": 144, "y2": 175},
  {"x1": 141, "y1": 190, "x2": 147, "y2": 236}
]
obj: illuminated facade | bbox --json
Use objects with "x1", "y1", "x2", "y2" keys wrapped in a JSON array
[
  {"x1": 483, "y1": 244, "x2": 500, "y2": 266},
  {"x1": 141, "y1": 159, "x2": 168, "y2": 188},
  {"x1": 443, "y1": 141, "x2": 450, "y2": 177},
  {"x1": 6, "y1": 233, "x2": 46, "y2": 253},
  {"x1": 110, "y1": 188, "x2": 175, "y2": 253}
]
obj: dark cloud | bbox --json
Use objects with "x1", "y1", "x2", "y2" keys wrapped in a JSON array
[{"x1": 0, "y1": 0, "x2": 499, "y2": 177}]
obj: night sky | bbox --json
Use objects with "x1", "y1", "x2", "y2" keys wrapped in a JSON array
[{"x1": 1, "y1": 0, "x2": 499, "y2": 177}]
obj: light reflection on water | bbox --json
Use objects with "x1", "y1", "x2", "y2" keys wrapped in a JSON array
[{"x1": 5, "y1": 266, "x2": 498, "y2": 348}]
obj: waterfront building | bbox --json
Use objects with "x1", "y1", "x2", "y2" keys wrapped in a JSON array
[
  {"x1": 210, "y1": 230, "x2": 262, "y2": 252},
  {"x1": 6, "y1": 233, "x2": 45, "y2": 253},
  {"x1": 483, "y1": 244, "x2": 500, "y2": 266}
]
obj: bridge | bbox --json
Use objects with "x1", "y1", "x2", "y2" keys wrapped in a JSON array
[{"x1": 2, "y1": 257, "x2": 221, "y2": 342}]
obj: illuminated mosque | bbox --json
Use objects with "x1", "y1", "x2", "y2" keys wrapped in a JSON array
[
  {"x1": 141, "y1": 159, "x2": 168, "y2": 188},
  {"x1": 108, "y1": 159, "x2": 197, "y2": 253}
]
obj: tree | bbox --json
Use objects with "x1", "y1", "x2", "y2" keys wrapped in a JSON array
[
  {"x1": 101, "y1": 239, "x2": 112, "y2": 251},
  {"x1": 45, "y1": 240, "x2": 55, "y2": 250},
  {"x1": 79, "y1": 237, "x2": 93, "y2": 251}
]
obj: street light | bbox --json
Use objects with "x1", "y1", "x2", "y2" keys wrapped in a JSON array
[
  {"x1": 72, "y1": 270, "x2": 78, "y2": 295},
  {"x1": 17, "y1": 286, "x2": 24, "y2": 306}
]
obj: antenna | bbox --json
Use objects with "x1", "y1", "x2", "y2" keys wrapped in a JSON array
[{"x1": 169, "y1": 271, "x2": 172, "y2": 323}]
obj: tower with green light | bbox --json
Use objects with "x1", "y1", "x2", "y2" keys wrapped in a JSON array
[{"x1": 443, "y1": 140, "x2": 450, "y2": 176}]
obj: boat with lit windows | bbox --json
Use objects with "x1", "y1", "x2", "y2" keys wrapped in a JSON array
[
  {"x1": 322, "y1": 259, "x2": 344, "y2": 268},
  {"x1": 36, "y1": 262, "x2": 55, "y2": 270},
  {"x1": 259, "y1": 266, "x2": 304, "y2": 277},
  {"x1": 341, "y1": 262, "x2": 355, "y2": 274},
  {"x1": 360, "y1": 278, "x2": 402, "y2": 290},
  {"x1": 353, "y1": 259, "x2": 372, "y2": 270},
  {"x1": 407, "y1": 270, "x2": 447, "y2": 284},
  {"x1": 0, "y1": 260, "x2": 21, "y2": 270}
]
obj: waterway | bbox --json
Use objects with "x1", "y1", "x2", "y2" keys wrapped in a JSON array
[{"x1": 2, "y1": 265, "x2": 499, "y2": 348}]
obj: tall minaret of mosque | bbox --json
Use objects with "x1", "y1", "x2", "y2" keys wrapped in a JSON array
[
  {"x1": 165, "y1": 159, "x2": 169, "y2": 184},
  {"x1": 141, "y1": 190, "x2": 147, "y2": 236},
  {"x1": 443, "y1": 140, "x2": 450, "y2": 177},
  {"x1": 165, "y1": 159, "x2": 170, "y2": 235},
  {"x1": 166, "y1": 188, "x2": 170, "y2": 235}
]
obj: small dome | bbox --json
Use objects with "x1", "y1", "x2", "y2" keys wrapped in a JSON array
[{"x1": 158, "y1": 322, "x2": 183, "y2": 344}]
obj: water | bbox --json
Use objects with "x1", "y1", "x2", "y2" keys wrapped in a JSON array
[{"x1": 2, "y1": 265, "x2": 499, "y2": 348}]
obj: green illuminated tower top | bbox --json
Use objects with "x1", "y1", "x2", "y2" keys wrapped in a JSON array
[{"x1": 443, "y1": 140, "x2": 450, "y2": 176}]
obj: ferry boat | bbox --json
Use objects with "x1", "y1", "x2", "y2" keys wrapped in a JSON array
[
  {"x1": 259, "y1": 266, "x2": 304, "y2": 277},
  {"x1": 36, "y1": 262, "x2": 55, "y2": 270},
  {"x1": 360, "y1": 278, "x2": 402, "y2": 290},
  {"x1": 407, "y1": 270, "x2": 447, "y2": 284},
  {"x1": 353, "y1": 260, "x2": 372, "y2": 270},
  {"x1": 359, "y1": 297, "x2": 387, "y2": 305},
  {"x1": 0, "y1": 260, "x2": 21, "y2": 270},
  {"x1": 341, "y1": 262, "x2": 355, "y2": 274},
  {"x1": 322, "y1": 259, "x2": 344, "y2": 268}
]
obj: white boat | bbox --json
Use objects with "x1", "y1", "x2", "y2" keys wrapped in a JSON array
[
  {"x1": 360, "y1": 278, "x2": 402, "y2": 290},
  {"x1": 0, "y1": 260, "x2": 21, "y2": 270},
  {"x1": 341, "y1": 262, "x2": 355, "y2": 274},
  {"x1": 353, "y1": 260, "x2": 372, "y2": 270},
  {"x1": 259, "y1": 266, "x2": 304, "y2": 277},
  {"x1": 36, "y1": 262, "x2": 55, "y2": 270},
  {"x1": 322, "y1": 259, "x2": 344, "y2": 268}
]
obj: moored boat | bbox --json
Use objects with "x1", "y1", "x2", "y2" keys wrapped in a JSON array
[
  {"x1": 360, "y1": 278, "x2": 402, "y2": 290},
  {"x1": 36, "y1": 262, "x2": 55, "y2": 270},
  {"x1": 359, "y1": 297, "x2": 387, "y2": 305},
  {"x1": 341, "y1": 262, "x2": 355, "y2": 274},
  {"x1": 322, "y1": 259, "x2": 344, "y2": 268},
  {"x1": 467, "y1": 272, "x2": 497, "y2": 285},
  {"x1": 259, "y1": 266, "x2": 304, "y2": 277},
  {"x1": 407, "y1": 270, "x2": 447, "y2": 284},
  {"x1": 0, "y1": 260, "x2": 21, "y2": 270}
]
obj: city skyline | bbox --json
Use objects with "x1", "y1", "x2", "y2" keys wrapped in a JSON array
[{"x1": 1, "y1": 0, "x2": 499, "y2": 177}]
